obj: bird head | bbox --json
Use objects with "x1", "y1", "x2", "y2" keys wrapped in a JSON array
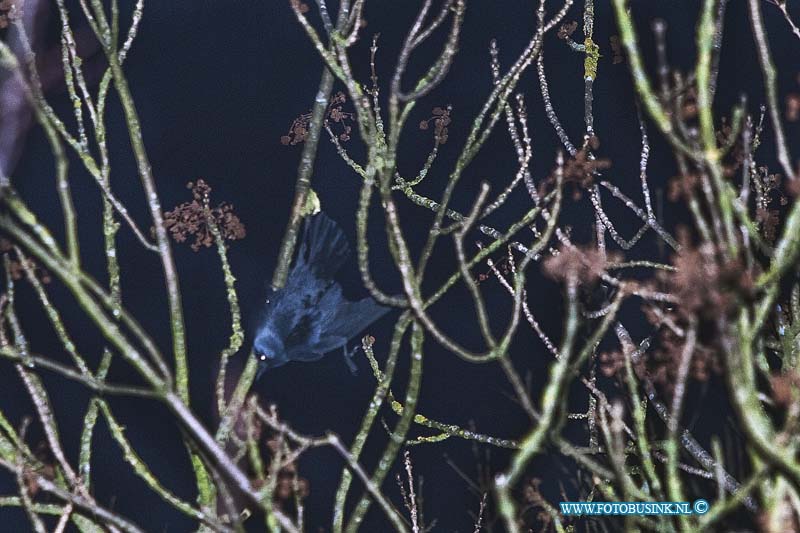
[{"x1": 254, "y1": 328, "x2": 286, "y2": 378}]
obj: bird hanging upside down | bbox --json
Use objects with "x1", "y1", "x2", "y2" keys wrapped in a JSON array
[{"x1": 254, "y1": 212, "x2": 390, "y2": 377}]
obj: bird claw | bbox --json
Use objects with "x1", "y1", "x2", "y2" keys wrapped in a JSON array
[{"x1": 342, "y1": 344, "x2": 359, "y2": 375}]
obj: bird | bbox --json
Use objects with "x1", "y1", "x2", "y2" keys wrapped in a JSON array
[{"x1": 254, "y1": 212, "x2": 390, "y2": 377}]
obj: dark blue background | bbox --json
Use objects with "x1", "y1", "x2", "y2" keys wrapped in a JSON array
[{"x1": 2, "y1": 0, "x2": 799, "y2": 530}]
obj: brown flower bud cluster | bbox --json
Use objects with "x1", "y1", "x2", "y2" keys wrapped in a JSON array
[
  {"x1": 679, "y1": 85, "x2": 698, "y2": 120},
  {"x1": 476, "y1": 251, "x2": 510, "y2": 284},
  {"x1": 281, "y1": 92, "x2": 354, "y2": 145},
  {"x1": 668, "y1": 243, "x2": 755, "y2": 322},
  {"x1": 419, "y1": 105, "x2": 452, "y2": 144},
  {"x1": 266, "y1": 434, "x2": 310, "y2": 505},
  {"x1": 770, "y1": 371, "x2": 800, "y2": 409},
  {"x1": 0, "y1": 0, "x2": 22, "y2": 30},
  {"x1": 785, "y1": 73, "x2": 800, "y2": 122},
  {"x1": 163, "y1": 180, "x2": 246, "y2": 251},
  {"x1": 597, "y1": 349, "x2": 625, "y2": 378},
  {"x1": 637, "y1": 238, "x2": 758, "y2": 388},
  {"x1": 0, "y1": 238, "x2": 51, "y2": 283},
  {"x1": 543, "y1": 245, "x2": 619, "y2": 286},
  {"x1": 537, "y1": 139, "x2": 610, "y2": 200},
  {"x1": 325, "y1": 91, "x2": 354, "y2": 142},
  {"x1": 247, "y1": 407, "x2": 310, "y2": 511},
  {"x1": 667, "y1": 173, "x2": 700, "y2": 202},
  {"x1": 644, "y1": 327, "x2": 720, "y2": 391},
  {"x1": 22, "y1": 451, "x2": 56, "y2": 498},
  {"x1": 753, "y1": 167, "x2": 788, "y2": 243},
  {"x1": 280, "y1": 111, "x2": 313, "y2": 146},
  {"x1": 547, "y1": 138, "x2": 610, "y2": 201},
  {"x1": 289, "y1": 0, "x2": 309, "y2": 14},
  {"x1": 522, "y1": 477, "x2": 555, "y2": 530},
  {"x1": 786, "y1": 93, "x2": 800, "y2": 122},
  {"x1": 564, "y1": 146, "x2": 609, "y2": 191},
  {"x1": 667, "y1": 107, "x2": 793, "y2": 243}
]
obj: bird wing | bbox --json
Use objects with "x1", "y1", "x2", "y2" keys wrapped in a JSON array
[
  {"x1": 284, "y1": 285, "x2": 389, "y2": 358},
  {"x1": 285, "y1": 351, "x2": 326, "y2": 363},
  {"x1": 294, "y1": 212, "x2": 350, "y2": 280},
  {"x1": 282, "y1": 311, "x2": 317, "y2": 350},
  {"x1": 322, "y1": 293, "x2": 391, "y2": 342}
]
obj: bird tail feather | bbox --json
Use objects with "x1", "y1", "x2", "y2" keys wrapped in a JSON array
[
  {"x1": 328, "y1": 296, "x2": 391, "y2": 339},
  {"x1": 297, "y1": 212, "x2": 350, "y2": 279}
]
